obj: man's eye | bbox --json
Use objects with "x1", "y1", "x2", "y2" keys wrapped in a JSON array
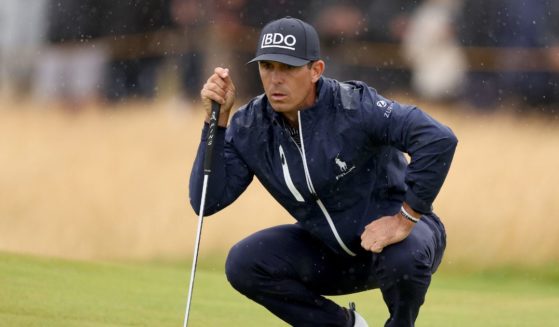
[{"x1": 281, "y1": 65, "x2": 297, "y2": 71}]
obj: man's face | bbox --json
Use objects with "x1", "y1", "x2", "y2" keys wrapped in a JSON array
[{"x1": 258, "y1": 61, "x2": 322, "y2": 115}]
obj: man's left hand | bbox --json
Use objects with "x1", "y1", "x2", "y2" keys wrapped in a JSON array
[{"x1": 360, "y1": 213, "x2": 416, "y2": 253}]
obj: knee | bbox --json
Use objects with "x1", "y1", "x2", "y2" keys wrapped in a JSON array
[
  {"x1": 225, "y1": 241, "x2": 259, "y2": 294},
  {"x1": 376, "y1": 247, "x2": 432, "y2": 285}
]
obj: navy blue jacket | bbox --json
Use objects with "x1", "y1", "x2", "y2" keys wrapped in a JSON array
[{"x1": 190, "y1": 77, "x2": 457, "y2": 256}]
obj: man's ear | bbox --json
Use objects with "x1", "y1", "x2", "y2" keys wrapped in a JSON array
[{"x1": 311, "y1": 60, "x2": 325, "y2": 83}]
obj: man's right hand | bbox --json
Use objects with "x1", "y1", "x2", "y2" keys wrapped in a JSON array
[{"x1": 200, "y1": 67, "x2": 236, "y2": 127}]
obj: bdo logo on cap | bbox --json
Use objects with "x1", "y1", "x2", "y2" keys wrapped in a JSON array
[{"x1": 261, "y1": 33, "x2": 297, "y2": 50}]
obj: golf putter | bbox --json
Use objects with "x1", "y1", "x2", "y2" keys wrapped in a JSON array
[{"x1": 183, "y1": 100, "x2": 221, "y2": 327}]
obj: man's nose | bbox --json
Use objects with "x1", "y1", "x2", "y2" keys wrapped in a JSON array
[{"x1": 270, "y1": 69, "x2": 284, "y2": 84}]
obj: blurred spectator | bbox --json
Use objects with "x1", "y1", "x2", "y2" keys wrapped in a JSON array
[
  {"x1": 306, "y1": 1, "x2": 423, "y2": 90},
  {"x1": 366, "y1": 0, "x2": 425, "y2": 90},
  {"x1": 6, "y1": 0, "x2": 555, "y2": 112},
  {"x1": 402, "y1": 0, "x2": 466, "y2": 101},
  {"x1": 241, "y1": 0, "x2": 310, "y2": 28},
  {"x1": 546, "y1": 10, "x2": 559, "y2": 74},
  {"x1": 308, "y1": 0, "x2": 369, "y2": 81},
  {"x1": 231, "y1": 1, "x2": 423, "y2": 92},
  {"x1": 457, "y1": 0, "x2": 503, "y2": 108},
  {"x1": 366, "y1": 0, "x2": 424, "y2": 43},
  {"x1": 458, "y1": 0, "x2": 557, "y2": 110},
  {"x1": 32, "y1": 0, "x2": 108, "y2": 107},
  {"x1": 101, "y1": 0, "x2": 173, "y2": 103},
  {"x1": 200, "y1": 0, "x2": 247, "y2": 96},
  {"x1": 545, "y1": 0, "x2": 559, "y2": 100},
  {"x1": 496, "y1": 0, "x2": 555, "y2": 108},
  {"x1": 170, "y1": 0, "x2": 207, "y2": 104},
  {"x1": 0, "y1": 0, "x2": 48, "y2": 99}
]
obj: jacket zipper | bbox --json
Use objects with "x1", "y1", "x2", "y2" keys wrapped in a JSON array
[
  {"x1": 279, "y1": 145, "x2": 305, "y2": 202},
  {"x1": 289, "y1": 111, "x2": 357, "y2": 256}
]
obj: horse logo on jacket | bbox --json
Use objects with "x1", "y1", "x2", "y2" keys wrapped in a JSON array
[
  {"x1": 335, "y1": 153, "x2": 356, "y2": 180},
  {"x1": 335, "y1": 154, "x2": 348, "y2": 172}
]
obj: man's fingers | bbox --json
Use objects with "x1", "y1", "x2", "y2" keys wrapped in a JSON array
[
  {"x1": 214, "y1": 67, "x2": 231, "y2": 80},
  {"x1": 200, "y1": 67, "x2": 236, "y2": 122},
  {"x1": 203, "y1": 70, "x2": 235, "y2": 105},
  {"x1": 213, "y1": 68, "x2": 233, "y2": 88},
  {"x1": 202, "y1": 74, "x2": 231, "y2": 100},
  {"x1": 214, "y1": 68, "x2": 236, "y2": 92},
  {"x1": 208, "y1": 73, "x2": 227, "y2": 89},
  {"x1": 361, "y1": 239, "x2": 383, "y2": 253},
  {"x1": 370, "y1": 243, "x2": 383, "y2": 253},
  {"x1": 201, "y1": 83, "x2": 227, "y2": 104},
  {"x1": 361, "y1": 226, "x2": 386, "y2": 253},
  {"x1": 214, "y1": 67, "x2": 228, "y2": 76},
  {"x1": 205, "y1": 80, "x2": 228, "y2": 97}
]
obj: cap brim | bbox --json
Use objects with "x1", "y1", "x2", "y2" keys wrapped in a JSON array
[{"x1": 247, "y1": 54, "x2": 310, "y2": 67}]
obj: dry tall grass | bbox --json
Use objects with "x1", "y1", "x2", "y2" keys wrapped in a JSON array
[{"x1": 1, "y1": 99, "x2": 558, "y2": 268}]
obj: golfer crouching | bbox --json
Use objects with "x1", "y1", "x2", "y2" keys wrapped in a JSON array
[{"x1": 190, "y1": 17, "x2": 457, "y2": 327}]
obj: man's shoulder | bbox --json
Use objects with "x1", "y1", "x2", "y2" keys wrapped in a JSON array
[
  {"x1": 324, "y1": 78, "x2": 381, "y2": 111},
  {"x1": 230, "y1": 94, "x2": 271, "y2": 129},
  {"x1": 232, "y1": 94, "x2": 265, "y2": 117}
]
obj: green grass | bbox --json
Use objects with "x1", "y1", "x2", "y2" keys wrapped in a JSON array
[{"x1": 1, "y1": 252, "x2": 558, "y2": 326}]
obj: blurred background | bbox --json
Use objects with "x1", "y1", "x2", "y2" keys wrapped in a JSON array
[{"x1": 1, "y1": 0, "x2": 558, "y2": 272}]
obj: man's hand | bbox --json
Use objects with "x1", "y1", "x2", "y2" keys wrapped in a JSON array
[
  {"x1": 200, "y1": 67, "x2": 236, "y2": 127},
  {"x1": 360, "y1": 213, "x2": 416, "y2": 253}
]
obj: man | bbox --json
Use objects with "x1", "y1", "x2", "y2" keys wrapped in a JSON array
[{"x1": 191, "y1": 17, "x2": 457, "y2": 327}]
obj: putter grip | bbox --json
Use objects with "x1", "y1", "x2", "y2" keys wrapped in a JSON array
[{"x1": 203, "y1": 101, "x2": 221, "y2": 173}]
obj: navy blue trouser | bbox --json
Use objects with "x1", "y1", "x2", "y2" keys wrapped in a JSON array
[{"x1": 225, "y1": 214, "x2": 446, "y2": 327}]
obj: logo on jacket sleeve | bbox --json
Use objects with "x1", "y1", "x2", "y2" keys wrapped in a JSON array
[
  {"x1": 376, "y1": 99, "x2": 394, "y2": 118},
  {"x1": 334, "y1": 154, "x2": 356, "y2": 180}
]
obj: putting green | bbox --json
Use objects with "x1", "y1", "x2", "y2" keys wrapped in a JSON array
[{"x1": 1, "y1": 252, "x2": 558, "y2": 326}]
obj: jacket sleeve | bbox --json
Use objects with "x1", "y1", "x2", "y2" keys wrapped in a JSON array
[
  {"x1": 362, "y1": 89, "x2": 458, "y2": 214},
  {"x1": 189, "y1": 123, "x2": 254, "y2": 216}
]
